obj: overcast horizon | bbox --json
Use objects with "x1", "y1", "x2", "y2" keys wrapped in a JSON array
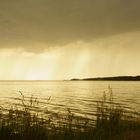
[{"x1": 0, "y1": 0, "x2": 140, "y2": 80}]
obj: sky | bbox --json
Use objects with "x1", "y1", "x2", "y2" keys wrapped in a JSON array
[{"x1": 0, "y1": 0, "x2": 140, "y2": 80}]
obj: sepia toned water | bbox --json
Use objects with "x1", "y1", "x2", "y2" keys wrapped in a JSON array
[{"x1": 0, "y1": 81, "x2": 140, "y2": 119}]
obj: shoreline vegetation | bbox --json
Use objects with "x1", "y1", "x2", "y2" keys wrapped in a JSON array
[
  {"x1": 0, "y1": 87, "x2": 140, "y2": 140},
  {"x1": 71, "y1": 76, "x2": 140, "y2": 81}
]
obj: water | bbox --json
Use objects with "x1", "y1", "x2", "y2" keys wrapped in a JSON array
[{"x1": 0, "y1": 81, "x2": 140, "y2": 119}]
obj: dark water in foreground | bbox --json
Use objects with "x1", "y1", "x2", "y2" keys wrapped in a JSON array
[{"x1": 0, "y1": 81, "x2": 140, "y2": 119}]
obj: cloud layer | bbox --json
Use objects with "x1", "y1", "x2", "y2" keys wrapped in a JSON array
[{"x1": 0, "y1": 0, "x2": 140, "y2": 51}]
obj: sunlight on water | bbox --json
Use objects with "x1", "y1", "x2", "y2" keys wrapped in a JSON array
[{"x1": 0, "y1": 81, "x2": 140, "y2": 119}]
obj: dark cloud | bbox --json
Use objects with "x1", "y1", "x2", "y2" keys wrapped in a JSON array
[{"x1": 0, "y1": 0, "x2": 140, "y2": 51}]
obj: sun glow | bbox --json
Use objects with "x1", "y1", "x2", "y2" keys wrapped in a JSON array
[
  {"x1": 0, "y1": 49, "x2": 52, "y2": 80},
  {"x1": 25, "y1": 70, "x2": 50, "y2": 80}
]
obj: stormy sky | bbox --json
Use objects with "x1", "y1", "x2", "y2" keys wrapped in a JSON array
[{"x1": 0, "y1": 0, "x2": 140, "y2": 80}]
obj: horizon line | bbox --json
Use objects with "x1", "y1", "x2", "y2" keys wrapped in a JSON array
[{"x1": 0, "y1": 75, "x2": 140, "y2": 81}]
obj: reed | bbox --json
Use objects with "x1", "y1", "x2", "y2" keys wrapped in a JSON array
[{"x1": 94, "y1": 86, "x2": 140, "y2": 139}]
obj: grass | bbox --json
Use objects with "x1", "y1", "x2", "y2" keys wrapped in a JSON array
[
  {"x1": 0, "y1": 87, "x2": 140, "y2": 140},
  {"x1": 94, "y1": 86, "x2": 140, "y2": 140}
]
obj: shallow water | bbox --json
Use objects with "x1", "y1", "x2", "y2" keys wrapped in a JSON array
[{"x1": 0, "y1": 81, "x2": 140, "y2": 119}]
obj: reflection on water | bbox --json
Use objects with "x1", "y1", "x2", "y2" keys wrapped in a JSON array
[{"x1": 0, "y1": 81, "x2": 140, "y2": 119}]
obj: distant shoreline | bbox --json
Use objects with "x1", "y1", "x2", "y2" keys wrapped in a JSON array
[
  {"x1": 71, "y1": 76, "x2": 140, "y2": 81},
  {"x1": 0, "y1": 76, "x2": 140, "y2": 81}
]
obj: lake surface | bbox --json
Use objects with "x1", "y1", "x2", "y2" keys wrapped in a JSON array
[{"x1": 0, "y1": 81, "x2": 140, "y2": 119}]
